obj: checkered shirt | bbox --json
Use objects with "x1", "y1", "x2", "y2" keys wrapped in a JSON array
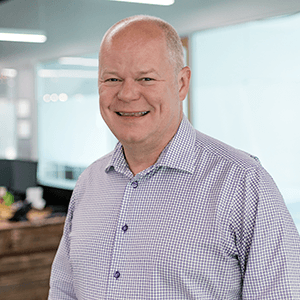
[{"x1": 49, "y1": 116, "x2": 300, "y2": 299}]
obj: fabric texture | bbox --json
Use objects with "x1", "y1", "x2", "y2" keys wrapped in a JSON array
[{"x1": 49, "y1": 116, "x2": 300, "y2": 300}]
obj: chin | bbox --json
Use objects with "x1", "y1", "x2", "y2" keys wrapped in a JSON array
[{"x1": 118, "y1": 134, "x2": 147, "y2": 146}]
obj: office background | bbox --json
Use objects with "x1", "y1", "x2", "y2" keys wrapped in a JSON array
[{"x1": 0, "y1": 0, "x2": 300, "y2": 232}]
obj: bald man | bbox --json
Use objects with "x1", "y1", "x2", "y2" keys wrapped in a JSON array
[{"x1": 49, "y1": 15, "x2": 300, "y2": 299}]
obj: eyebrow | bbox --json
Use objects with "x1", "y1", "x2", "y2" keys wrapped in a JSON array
[
  {"x1": 100, "y1": 70, "x2": 118, "y2": 76},
  {"x1": 101, "y1": 69, "x2": 159, "y2": 77},
  {"x1": 139, "y1": 69, "x2": 156, "y2": 75},
  {"x1": 138, "y1": 69, "x2": 158, "y2": 76}
]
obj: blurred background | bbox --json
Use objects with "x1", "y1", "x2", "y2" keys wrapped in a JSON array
[{"x1": 0, "y1": 0, "x2": 300, "y2": 232}]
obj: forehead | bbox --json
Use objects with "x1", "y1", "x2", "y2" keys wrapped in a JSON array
[
  {"x1": 100, "y1": 21, "x2": 168, "y2": 61},
  {"x1": 106, "y1": 20, "x2": 164, "y2": 45}
]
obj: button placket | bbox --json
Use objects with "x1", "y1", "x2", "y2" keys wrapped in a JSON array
[{"x1": 107, "y1": 180, "x2": 136, "y2": 290}]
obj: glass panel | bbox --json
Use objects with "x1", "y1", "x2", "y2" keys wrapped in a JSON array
[
  {"x1": 191, "y1": 14, "x2": 300, "y2": 232},
  {"x1": 0, "y1": 100, "x2": 17, "y2": 159},
  {"x1": 37, "y1": 54, "x2": 117, "y2": 189}
]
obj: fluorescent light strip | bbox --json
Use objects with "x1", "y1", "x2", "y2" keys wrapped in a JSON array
[
  {"x1": 109, "y1": 0, "x2": 174, "y2": 5},
  {"x1": 0, "y1": 28, "x2": 47, "y2": 43},
  {"x1": 59, "y1": 57, "x2": 98, "y2": 67},
  {"x1": 38, "y1": 69, "x2": 98, "y2": 78},
  {"x1": 1, "y1": 68, "x2": 17, "y2": 78}
]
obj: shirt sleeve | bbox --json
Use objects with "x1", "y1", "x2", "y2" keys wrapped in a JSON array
[
  {"x1": 48, "y1": 193, "x2": 77, "y2": 300},
  {"x1": 233, "y1": 165, "x2": 300, "y2": 299}
]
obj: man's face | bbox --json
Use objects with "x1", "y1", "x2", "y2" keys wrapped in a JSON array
[{"x1": 98, "y1": 23, "x2": 188, "y2": 150}]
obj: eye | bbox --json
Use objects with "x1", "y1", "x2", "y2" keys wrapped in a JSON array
[
  {"x1": 140, "y1": 77, "x2": 154, "y2": 82},
  {"x1": 105, "y1": 78, "x2": 120, "y2": 82}
]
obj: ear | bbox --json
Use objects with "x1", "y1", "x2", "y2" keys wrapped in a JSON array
[{"x1": 177, "y1": 66, "x2": 191, "y2": 101}]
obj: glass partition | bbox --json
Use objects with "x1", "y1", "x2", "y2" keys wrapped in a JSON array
[
  {"x1": 0, "y1": 101, "x2": 16, "y2": 159},
  {"x1": 191, "y1": 14, "x2": 300, "y2": 232},
  {"x1": 37, "y1": 54, "x2": 116, "y2": 189}
]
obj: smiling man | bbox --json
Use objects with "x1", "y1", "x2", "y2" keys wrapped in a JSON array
[
  {"x1": 49, "y1": 15, "x2": 300, "y2": 300},
  {"x1": 98, "y1": 18, "x2": 190, "y2": 175}
]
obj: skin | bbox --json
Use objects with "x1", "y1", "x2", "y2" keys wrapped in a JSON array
[{"x1": 98, "y1": 20, "x2": 191, "y2": 175}]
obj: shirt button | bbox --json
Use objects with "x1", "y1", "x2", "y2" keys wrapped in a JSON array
[
  {"x1": 131, "y1": 181, "x2": 138, "y2": 188},
  {"x1": 122, "y1": 224, "x2": 128, "y2": 232},
  {"x1": 114, "y1": 271, "x2": 120, "y2": 279}
]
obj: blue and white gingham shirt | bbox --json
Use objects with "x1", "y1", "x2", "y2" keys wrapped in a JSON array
[{"x1": 49, "y1": 116, "x2": 300, "y2": 299}]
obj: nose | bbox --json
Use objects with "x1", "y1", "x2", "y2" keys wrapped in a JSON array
[{"x1": 117, "y1": 79, "x2": 140, "y2": 102}]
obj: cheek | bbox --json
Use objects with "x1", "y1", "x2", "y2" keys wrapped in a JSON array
[
  {"x1": 98, "y1": 94, "x2": 111, "y2": 121},
  {"x1": 145, "y1": 88, "x2": 169, "y2": 110},
  {"x1": 160, "y1": 88, "x2": 179, "y2": 112},
  {"x1": 98, "y1": 103, "x2": 107, "y2": 123},
  {"x1": 99, "y1": 88, "x2": 115, "y2": 108}
]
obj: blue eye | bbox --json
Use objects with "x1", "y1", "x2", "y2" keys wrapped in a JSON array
[
  {"x1": 141, "y1": 78, "x2": 153, "y2": 81},
  {"x1": 106, "y1": 78, "x2": 119, "y2": 82}
]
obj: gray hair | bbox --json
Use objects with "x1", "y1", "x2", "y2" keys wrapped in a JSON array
[{"x1": 101, "y1": 15, "x2": 185, "y2": 74}]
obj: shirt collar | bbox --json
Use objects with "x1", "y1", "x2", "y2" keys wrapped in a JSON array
[
  {"x1": 105, "y1": 115, "x2": 196, "y2": 176},
  {"x1": 105, "y1": 142, "x2": 130, "y2": 176},
  {"x1": 156, "y1": 115, "x2": 196, "y2": 174}
]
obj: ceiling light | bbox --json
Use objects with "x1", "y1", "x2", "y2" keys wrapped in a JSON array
[
  {"x1": 59, "y1": 93, "x2": 68, "y2": 102},
  {"x1": 1, "y1": 68, "x2": 17, "y2": 78},
  {"x1": 0, "y1": 28, "x2": 47, "y2": 43},
  {"x1": 109, "y1": 0, "x2": 174, "y2": 5},
  {"x1": 43, "y1": 94, "x2": 51, "y2": 102},
  {"x1": 50, "y1": 94, "x2": 59, "y2": 102},
  {"x1": 38, "y1": 69, "x2": 98, "y2": 78},
  {"x1": 59, "y1": 57, "x2": 98, "y2": 67}
]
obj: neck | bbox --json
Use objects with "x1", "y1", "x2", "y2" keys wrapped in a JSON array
[
  {"x1": 122, "y1": 115, "x2": 183, "y2": 176},
  {"x1": 123, "y1": 142, "x2": 166, "y2": 176}
]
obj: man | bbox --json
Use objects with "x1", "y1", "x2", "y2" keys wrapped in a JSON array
[{"x1": 49, "y1": 15, "x2": 300, "y2": 299}]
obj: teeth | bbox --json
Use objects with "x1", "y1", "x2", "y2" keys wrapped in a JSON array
[{"x1": 118, "y1": 111, "x2": 148, "y2": 116}]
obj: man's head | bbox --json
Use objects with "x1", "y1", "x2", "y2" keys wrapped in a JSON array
[
  {"x1": 100, "y1": 15, "x2": 185, "y2": 75},
  {"x1": 98, "y1": 15, "x2": 191, "y2": 153}
]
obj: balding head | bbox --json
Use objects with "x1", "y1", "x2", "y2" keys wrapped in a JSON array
[
  {"x1": 98, "y1": 15, "x2": 191, "y2": 168},
  {"x1": 100, "y1": 15, "x2": 185, "y2": 75}
]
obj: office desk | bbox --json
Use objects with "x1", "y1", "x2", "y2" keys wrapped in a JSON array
[{"x1": 0, "y1": 209, "x2": 65, "y2": 300}]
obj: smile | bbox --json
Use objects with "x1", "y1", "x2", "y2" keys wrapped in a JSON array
[{"x1": 116, "y1": 111, "x2": 149, "y2": 116}]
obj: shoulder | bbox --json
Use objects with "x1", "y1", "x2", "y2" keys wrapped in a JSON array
[
  {"x1": 193, "y1": 129, "x2": 281, "y2": 201},
  {"x1": 194, "y1": 129, "x2": 261, "y2": 171},
  {"x1": 70, "y1": 150, "x2": 114, "y2": 199}
]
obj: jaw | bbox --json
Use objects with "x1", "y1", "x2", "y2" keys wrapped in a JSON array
[{"x1": 104, "y1": 110, "x2": 155, "y2": 145}]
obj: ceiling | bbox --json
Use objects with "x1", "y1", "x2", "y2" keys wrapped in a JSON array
[{"x1": 1, "y1": 0, "x2": 300, "y2": 69}]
